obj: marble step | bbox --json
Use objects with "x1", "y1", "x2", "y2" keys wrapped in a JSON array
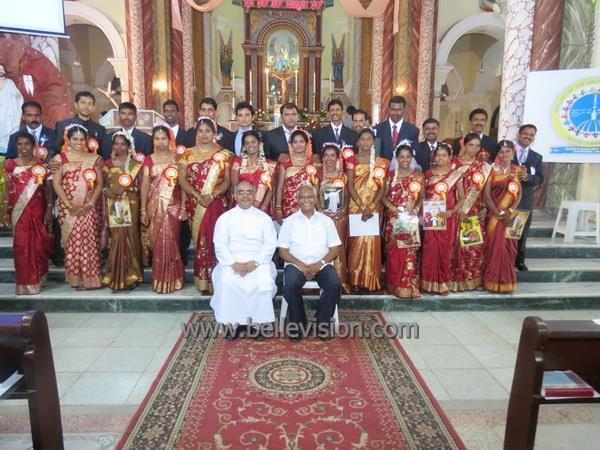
[
  {"x1": 0, "y1": 259, "x2": 598, "y2": 284},
  {"x1": 1, "y1": 281, "x2": 600, "y2": 312}
]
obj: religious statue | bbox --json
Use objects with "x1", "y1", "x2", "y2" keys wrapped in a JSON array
[
  {"x1": 219, "y1": 31, "x2": 234, "y2": 87},
  {"x1": 0, "y1": 63, "x2": 23, "y2": 154},
  {"x1": 332, "y1": 34, "x2": 345, "y2": 90}
]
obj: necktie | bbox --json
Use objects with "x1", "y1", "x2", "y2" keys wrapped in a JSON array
[
  {"x1": 519, "y1": 150, "x2": 526, "y2": 164},
  {"x1": 392, "y1": 124, "x2": 398, "y2": 147},
  {"x1": 430, "y1": 142, "x2": 436, "y2": 152},
  {"x1": 334, "y1": 127, "x2": 340, "y2": 142}
]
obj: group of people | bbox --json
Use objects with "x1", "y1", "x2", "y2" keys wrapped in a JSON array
[{"x1": 4, "y1": 92, "x2": 543, "y2": 309}]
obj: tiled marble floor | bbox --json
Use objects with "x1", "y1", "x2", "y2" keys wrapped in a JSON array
[{"x1": 2, "y1": 310, "x2": 600, "y2": 449}]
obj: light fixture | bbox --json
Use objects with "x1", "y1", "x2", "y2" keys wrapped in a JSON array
[{"x1": 153, "y1": 79, "x2": 168, "y2": 93}]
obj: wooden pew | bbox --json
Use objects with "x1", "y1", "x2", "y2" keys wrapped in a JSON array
[
  {"x1": 504, "y1": 316, "x2": 600, "y2": 450},
  {"x1": 0, "y1": 311, "x2": 63, "y2": 449}
]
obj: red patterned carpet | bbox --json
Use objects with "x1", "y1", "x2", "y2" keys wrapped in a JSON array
[{"x1": 117, "y1": 312, "x2": 465, "y2": 449}]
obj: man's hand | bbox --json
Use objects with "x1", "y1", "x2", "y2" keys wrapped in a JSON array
[
  {"x1": 231, "y1": 262, "x2": 247, "y2": 276},
  {"x1": 277, "y1": 153, "x2": 290, "y2": 163},
  {"x1": 198, "y1": 194, "x2": 213, "y2": 208},
  {"x1": 243, "y1": 261, "x2": 258, "y2": 273},
  {"x1": 305, "y1": 262, "x2": 323, "y2": 280},
  {"x1": 48, "y1": 159, "x2": 60, "y2": 173}
]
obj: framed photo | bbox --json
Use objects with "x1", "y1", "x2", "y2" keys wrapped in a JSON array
[
  {"x1": 108, "y1": 198, "x2": 132, "y2": 228},
  {"x1": 423, "y1": 200, "x2": 446, "y2": 230},
  {"x1": 392, "y1": 213, "x2": 421, "y2": 248},
  {"x1": 322, "y1": 186, "x2": 343, "y2": 213},
  {"x1": 505, "y1": 210, "x2": 530, "y2": 240},
  {"x1": 459, "y1": 215, "x2": 484, "y2": 247}
]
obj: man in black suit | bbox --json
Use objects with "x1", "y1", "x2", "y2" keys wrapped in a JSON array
[
  {"x1": 513, "y1": 124, "x2": 544, "y2": 272},
  {"x1": 263, "y1": 102, "x2": 299, "y2": 160},
  {"x1": 414, "y1": 118, "x2": 440, "y2": 172},
  {"x1": 6, "y1": 101, "x2": 57, "y2": 159},
  {"x1": 453, "y1": 108, "x2": 497, "y2": 157},
  {"x1": 102, "y1": 102, "x2": 152, "y2": 159},
  {"x1": 352, "y1": 108, "x2": 382, "y2": 156},
  {"x1": 373, "y1": 95, "x2": 419, "y2": 161},
  {"x1": 55, "y1": 91, "x2": 106, "y2": 154},
  {"x1": 162, "y1": 99, "x2": 193, "y2": 147},
  {"x1": 187, "y1": 97, "x2": 232, "y2": 148},
  {"x1": 312, "y1": 99, "x2": 358, "y2": 156},
  {"x1": 228, "y1": 101, "x2": 259, "y2": 156}
]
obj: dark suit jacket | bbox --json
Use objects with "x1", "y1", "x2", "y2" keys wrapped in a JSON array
[
  {"x1": 55, "y1": 116, "x2": 106, "y2": 153},
  {"x1": 373, "y1": 119, "x2": 420, "y2": 160},
  {"x1": 312, "y1": 124, "x2": 358, "y2": 156},
  {"x1": 414, "y1": 141, "x2": 439, "y2": 172},
  {"x1": 263, "y1": 126, "x2": 291, "y2": 160},
  {"x1": 7, "y1": 125, "x2": 57, "y2": 159},
  {"x1": 227, "y1": 126, "x2": 260, "y2": 156},
  {"x1": 452, "y1": 134, "x2": 497, "y2": 157},
  {"x1": 173, "y1": 126, "x2": 193, "y2": 147},
  {"x1": 513, "y1": 148, "x2": 543, "y2": 211},
  {"x1": 102, "y1": 128, "x2": 153, "y2": 159}
]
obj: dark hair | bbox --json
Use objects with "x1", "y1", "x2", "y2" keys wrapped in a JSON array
[
  {"x1": 463, "y1": 132, "x2": 482, "y2": 147},
  {"x1": 235, "y1": 101, "x2": 255, "y2": 116},
  {"x1": 433, "y1": 143, "x2": 452, "y2": 157},
  {"x1": 519, "y1": 123, "x2": 537, "y2": 134},
  {"x1": 152, "y1": 125, "x2": 171, "y2": 141},
  {"x1": 394, "y1": 144, "x2": 413, "y2": 158},
  {"x1": 75, "y1": 91, "x2": 96, "y2": 103},
  {"x1": 119, "y1": 102, "x2": 137, "y2": 114},
  {"x1": 422, "y1": 117, "x2": 440, "y2": 128},
  {"x1": 199, "y1": 97, "x2": 217, "y2": 109},
  {"x1": 389, "y1": 95, "x2": 406, "y2": 107},
  {"x1": 496, "y1": 139, "x2": 515, "y2": 152},
  {"x1": 327, "y1": 98, "x2": 344, "y2": 111},
  {"x1": 353, "y1": 109, "x2": 368, "y2": 120},
  {"x1": 112, "y1": 133, "x2": 132, "y2": 146},
  {"x1": 290, "y1": 129, "x2": 308, "y2": 144},
  {"x1": 195, "y1": 117, "x2": 217, "y2": 134},
  {"x1": 346, "y1": 105, "x2": 356, "y2": 115},
  {"x1": 280, "y1": 102, "x2": 298, "y2": 115},
  {"x1": 322, "y1": 144, "x2": 340, "y2": 157},
  {"x1": 357, "y1": 127, "x2": 375, "y2": 141},
  {"x1": 66, "y1": 125, "x2": 88, "y2": 139},
  {"x1": 469, "y1": 108, "x2": 488, "y2": 121},
  {"x1": 162, "y1": 99, "x2": 179, "y2": 111},
  {"x1": 14, "y1": 131, "x2": 35, "y2": 146},
  {"x1": 21, "y1": 101, "x2": 42, "y2": 114},
  {"x1": 242, "y1": 129, "x2": 261, "y2": 145}
]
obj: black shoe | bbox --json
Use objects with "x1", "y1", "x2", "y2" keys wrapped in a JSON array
[
  {"x1": 225, "y1": 327, "x2": 242, "y2": 340},
  {"x1": 516, "y1": 263, "x2": 529, "y2": 271},
  {"x1": 253, "y1": 330, "x2": 266, "y2": 341},
  {"x1": 51, "y1": 257, "x2": 64, "y2": 267},
  {"x1": 288, "y1": 334, "x2": 301, "y2": 342},
  {"x1": 318, "y1": 334, "x2": 333, "y2": 342}
]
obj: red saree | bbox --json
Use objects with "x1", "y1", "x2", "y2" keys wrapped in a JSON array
[
  {"x1": 6, "y1": 160, "x2": 50, "y2": 294},
  {"x1": 279, "y1": 160, "x2": 317, "y2": 218},
  {"x1": 56, "y1": 152, "x2": 102, "y2": 289},
  {"x1": 231, "y1": 156, "x2": 277, "y2": 214},
  {"x1": 145, "y1": 157, "x2": 185, "y2": 293},
  {"x1": 483, "y1": 168, "x2": 521, "y2": 293},
  {"x1": 384, "y1": 170, "x2": 423, "y2": 299},
  {"x1": 420, "y1": 166, "x2": 467, "y2": 295},
  {"x1": 183, "y1": 146, "x2": 231, "y2": 292},
  {"x1": 453, "y1": 160, "x2": 491, "y2": 291}
]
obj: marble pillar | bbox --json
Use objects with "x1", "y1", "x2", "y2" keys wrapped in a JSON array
[
  {"x1": 182, "y1": 1, "x2": 195, "y2": 129},
  {"x1": 414, "y1": 0, "x2": 437, "y2": 134},
  {"x1": 170, "y1": 1, "x2": 185, "y2": 120},
  {"x1": 371, "y1": 14, "x2": 384, "y2": 123},
  {"x1": 380, "y1": 0, "x2": 395, "y2": 120},
  {"x1": 142, "y1": 0, "x2": 155, "y2": 108},
  {"x1": 406, "y1": 0, "x2": 421, "y2": 123},
  {"x1": 392, "y1": 0, "x2": 410, "y2": 120},
  {"x1": 203, "y1": 13, "x2": 213, "y2": 98},
  {"x1": 153, "y1": 0, "x2": 171, "y2": 110},
  {"x1": 126, "y1": 0, "x2": 145, "y2": 107},
  {"x1": 498, "y1": 0, "x2": 535, "y2": 140},
  {"x1": 359, "y1": 18, "x2": 373, "y2": 113},
  {"x1": 351, "y1": 18, "x2": 362, "y2": 107}
]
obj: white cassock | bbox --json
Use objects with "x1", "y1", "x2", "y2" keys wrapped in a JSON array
[
  {"x1": 211, "y1": 206, "x2": 277, "y2": 325},
  {"x1": 0, "y1": 78, "x2": 23, "y2": 152}
]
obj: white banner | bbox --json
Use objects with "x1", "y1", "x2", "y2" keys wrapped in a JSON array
[{"x1": 522, "y1": 68, "x2": 600, "y2": 163}]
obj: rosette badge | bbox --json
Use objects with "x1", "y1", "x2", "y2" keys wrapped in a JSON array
[
  {"x1": 408, "y1": 180, "x2": 421, "y2": 194},
  {"x1": 134, "y1": 153, "x2": 145, "y2": 162},
  {"x1": 87, "y1": 137, "x2": 99, "y2": 153},
  {"x1": 259, "y1": 171, "x2": 272, "y2": 189},
  {"x1": 82, "y1": 168, "x2": 97, "y2": 189},
  {"x1": 305, "y1": 163, "x2": 318, "y2": 184},
  {"x1": 472, "y1": 171, "x2": 484, "y2": 187},
  {"x1": 373, "y1": 166, "x2": 386, "y2": 184},
  {"x1": 30, "y1": 164, "x2": 47, "y2": 185},
  {"x1": 164, "y1": 166, "x2": 178, "y2": 186},
  {"x1": 342, "y1": 148, "x2": 354, "y2": 160},
  {"x1": 434, "y1": 181, "x2": 449, "y2": 197},
  {"x1": 212, "y1": 151, "x2": 225, "y2": 169},
  {"x1": 118, "y1": 173, "x2": 133, "y2": 188},
  {"x1": 33, "y1": 146, "x2": 48, "y2": 161},
  {"x1": 331, "y1": 177, "x2": 345, "y2": 188},
  {"x1": 176, "y1": 145, "x2": 186, "y2": 156},
  {"x1": 508, "y1": 181, "x2": 520, "y2": 196}
]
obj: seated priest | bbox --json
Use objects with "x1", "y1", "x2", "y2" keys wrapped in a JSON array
[
  {"x1": 278, "y1": 184, "x2": 341, "y2": 342},
  {"x1": 211, "y1": 180, "x2": 278, "y2": 340}
]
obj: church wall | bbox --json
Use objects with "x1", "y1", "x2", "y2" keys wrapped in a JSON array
[
  {"x1": 436, "y1": 0, "x2": 481, "y2": 45},
  {"x1": 76, "y1": 0, "x2": 127, "y2": 48},
  {"x1": 212, "y1": 2, "x2": 244, "y2": 98}
]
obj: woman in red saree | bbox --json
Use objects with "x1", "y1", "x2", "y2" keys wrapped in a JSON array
[
  {"x1": 6, "y1": 132, "x2": 52, "y2": 294},
  {"x1": 51, "y1": 125, "x2": 103, "y2": 290},
  {"x1": 383, "y1": 145, "x2": 424, "y2": 299},
  {"x1": 102, "y1": 132, "x2": 144, "y2": 290},
  {"x1": 230, "y1": 130, "x2": 277, "y2": 214},
  {"x1": 274, "y1": 129, "x2": 318, "y2": 223},
  {"x1": 420, "y1": 144, "x2": 467, "y2": 295},
  {"x1": 178, "y1": 117, "x2": 232, "y2": 293},
  {"x1": 483, "y1": 140, "x2": 522, "y2": 293},
  {"x1": 346, "y1": 128, "x2": 390, "y2": 292},
  {"x1": 318, "y1": 143, "x2": 350, "y2": 293},
  {"x1": 141, "y1": 125, "x2": 185, "y2": 293},
  {"x1": 453, "y1": 133, "x2": 492, "y2": 291}
]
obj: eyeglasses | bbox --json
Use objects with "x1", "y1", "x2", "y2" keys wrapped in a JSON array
[{"x1": 236, "y1": 190, "x2": 255, "y2": 196}]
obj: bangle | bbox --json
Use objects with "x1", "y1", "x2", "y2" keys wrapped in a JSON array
[
  {"x1": 140, "y1": 208, "x2": 147, "y2": 213},
  {"x1": 63, "y1": 200, "x2": 73, "y2": 210},
  {"x1": 275, "y1": 206, "x2": 283, "y2": 210}
]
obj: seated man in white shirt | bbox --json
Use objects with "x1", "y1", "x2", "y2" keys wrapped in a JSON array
[
  {"x1": 278, "y1": 184, "x2": 341, "y2": 341},
  {"x1": 211, "y1": 180, "x2": 278, "y2": 340}
]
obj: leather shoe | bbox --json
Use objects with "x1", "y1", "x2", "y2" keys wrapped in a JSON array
[
  {"x1": 516, "y1": 263, "x2": 529, "y2": 271},
  {"x1": 288, "y1": 334, "x2": 301, "y2": 342}
]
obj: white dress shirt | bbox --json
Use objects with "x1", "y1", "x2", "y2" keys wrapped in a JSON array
[{"x1": 278, "y1": 210, "x2": 341, "y2": 265}]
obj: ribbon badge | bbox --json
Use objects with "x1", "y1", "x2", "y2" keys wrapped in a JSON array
[
  {"x1": 212, "y1": 151, "x2": 225, "y2": 169},
  {"x1": 472, "y1": 171, "x2": 484, "y2": 188},
  {"x1": 176, "y1": 145, "x2": 187, "y2": 156},
  {"x1": 87, "y1": 137, "x2": 99, "y2": 153},
  {"x1": 508, "y1": 181, "x2": 520, "y2": 196},
  {"x1": 434, "y1": 181, "x2": 449, "y2": 198},
  {"x1": 134, "y1": 153, "x2": 145, "y2": 162},
  {"x1": 305, "y1": 163, "x2": 318, "y2": 184},
  {"x1": 259, "y1": 171, "x2": 272, "y2": 189},
  {"x1": 331, "y1": 177, "x2": 345, "y2": 188},
  {"x1": 342, "y1": 148, "x2": 355, "y2": 160},
  {"x1": 164, "y1": 166, "x2": 178, "y2": 187},
  {"x1": 118, "y1": 173, "x2": 133, "y2": 188},
  {"x1": 33, "y1": 146, "x2": 48, "y2": 161},
  {"x1": 408, "y1": 179, "x2": 421, "y2": 200},
  {"x1": 30, "y1": 164, "x2": 47, "y2": 185},
  {"x1": 82, "y1": 168, "x2": 97, "y2": 189},
  {"x1": 373, "y1": 166, "x2": 386, "y2": 185}
]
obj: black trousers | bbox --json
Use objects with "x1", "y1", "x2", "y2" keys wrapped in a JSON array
[
  {"x1": 180, "y1": 220, "x2": 191, "y2": 265},
  {"x1": 50, "y1": 217, "x2": 64, "y2": 262},
  {"x1": 516, "y1": 211, "x2": 533, "y2": 265},
  {"x1": 283, "y1": 264, "x2": 340, "y2": 327}
]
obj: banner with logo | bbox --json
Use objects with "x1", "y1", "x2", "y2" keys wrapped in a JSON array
[{"x1": 522, "y1": 68, "x2": 600, "y2": 163}]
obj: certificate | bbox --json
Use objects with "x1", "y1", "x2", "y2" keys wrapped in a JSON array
[{"x1": 349, "y1": 213, "x2": 380, "y2": 237}]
